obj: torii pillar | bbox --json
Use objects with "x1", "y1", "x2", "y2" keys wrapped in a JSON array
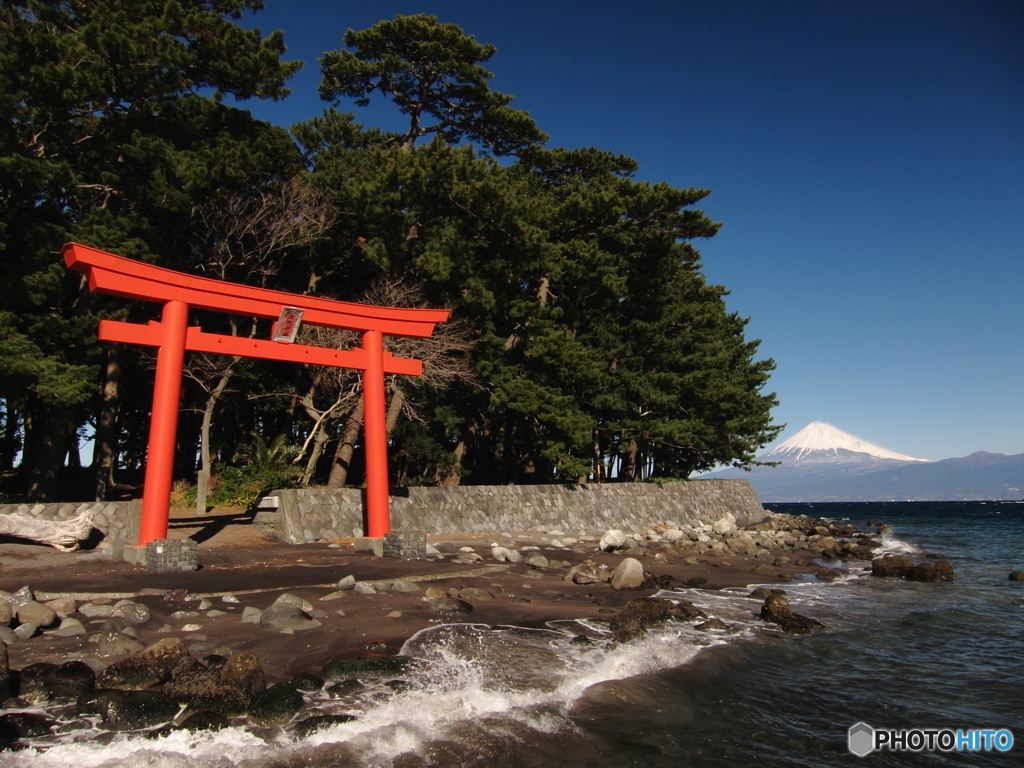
[{"x1": 63, "y1": 242, "x2": 449, "y2": 552}]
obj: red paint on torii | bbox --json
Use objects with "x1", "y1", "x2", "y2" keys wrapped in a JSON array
[{"x1": 63, "y1": 242, "x2": 449, "y2": 545}]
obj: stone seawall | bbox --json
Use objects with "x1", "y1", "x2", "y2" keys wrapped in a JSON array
[
  {"x1": 254, "y1": 480, "x2": 766, "y2": 544},
  {"x1": 0, "y1": 500, "x2": 141, "y2": 542}
]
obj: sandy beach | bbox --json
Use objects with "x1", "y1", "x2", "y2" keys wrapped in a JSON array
[{"x1": 0, "y1": 506, "x2": 850, "y2": 685}]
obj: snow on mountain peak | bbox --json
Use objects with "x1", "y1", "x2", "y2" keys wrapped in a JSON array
[{"x1": 766, "y1": 421, "x2": 929, "y2": 462}]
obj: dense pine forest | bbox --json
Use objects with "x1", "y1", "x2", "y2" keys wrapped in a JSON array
[{"x1": 0, "y1": 1, "x2": 781, "y2": 505}]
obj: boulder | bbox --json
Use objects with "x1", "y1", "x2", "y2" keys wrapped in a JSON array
[
  {"x1": 0, "y1": 642, "x2": 8, "y2": 701},
  {"x1": 321, "y1": 656, "x2": 412, "y2": 681},
  {"x1": 609, "y1": 558, "x2": 645, "y2": 590},
  {"x1": 0, "y1": 712, "x2": 55, "y2": 741},
  {"x1": 457, "y1": 587, "x2": 494, "y2": 602},
  {"x1": 872, "y1": 555, "x2": 913, "y2": 578},
  {"x1": 0, "y1": 600, "x2": 12, "y2": 627},
  {"x1": 696, "y1": 618, "x2": 730, "y2": 631},
  {"x1": 44, "y1": 597, "x2": 77, "y2": 616},
  {"x1": 44, "y1": 660, "x2": 95, "y2": 698},
  {"x1": 712, "y1": 513, "x2": 737, "y2": 535},
  {"x1": 163, "y1": 658, "x2": 249, "y2": 715},
  {"x1": 293, "y1": 714, "x2": 357, "y2": 739},
  {"x1": 248, "y1": 682, "x2": 304, "y2": 727},
  {"x1": 96, "y1": 637, "x2": 189, "y2": 690},
  {"x1": 933, "y1": 561, "x2": 954, "y2": 581},
  {"x1": 176, "y1": 710, "x2": 230, "y2": 732},
  {"x1": 599, "y1": 529, "x2": 627, "y2": 552},
  {"x1": 110, "y1": 601, "x2": 152, "y2": 626},
  {"x1": 490, "y1": 546, "x2": 520, "y2": 563},
  {"x1": 525, "y1": 554, "x2": 550, "y2": 569},
  {"x1": 291, "y1": 672, "x2": 324, "y2": 692},
  {"x1": 217, "y1": 652, "x2": 266, "y2": 708},
  {"x1": 608, "y1": 597, "x2": 706, "y2": 643},
  {"x1": 103, "y1": 689, "x2": 180, "y2": 731},
  {"x1": 259, "y1": 595, "x2": 322, "y2": 632},
  {"x1": 17, "y1": 662, "x2": 58, "y2": 704},
  {"x1": 1009, "y1": 570, "x2": 1024, "y2": 581},
  {"x1": 816, "y1": 566, "x2": 847, "y2": 583},
  {"x1": 428, "y1": 597, "x2": 473, "y2": 614},
  {"x1": 760, "y1": 593, "x2": 824, "y2": 634},
  {"x1": 15, "y1": 601, "x2": 58, "y2": 629},
  {"x1": 96, "y1": 632, "x2": 146, "y2": 658},
  {"x1": 241, "y1": 606, "x2": 262, "y2": 624},
  {"x1": 13, "y1": 622, "x2": 39, "y2": 640}
]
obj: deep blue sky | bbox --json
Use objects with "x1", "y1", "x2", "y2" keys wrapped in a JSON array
[{"x1": 234, "y1": 0, "x2": 1023, "y2": 461}]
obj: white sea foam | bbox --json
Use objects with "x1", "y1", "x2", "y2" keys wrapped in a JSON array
[
  {"x1": 875, "y1": 530, "x2": 923, "y2": 556},
  {"x1": 4, "y1": 617, "x2": 726, "y2": 768}
]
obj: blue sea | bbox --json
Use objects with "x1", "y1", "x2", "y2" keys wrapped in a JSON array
[{"x1": 7, "y1": 501, "x2": 1024, "y2": 767}]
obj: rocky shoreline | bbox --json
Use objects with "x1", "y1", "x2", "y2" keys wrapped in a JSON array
[{"x1": 0, "y1": 509, "x2": 953, "y2": 751}]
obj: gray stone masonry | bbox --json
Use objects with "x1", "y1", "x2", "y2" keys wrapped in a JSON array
[
  {"x1": 254, "y1": 480, "x2": 765, "y2": 544},
  {"x1": 384, "y1": 531, "x2": 426, "y2": 560},
  {"x1": 145, "y1": 538, "x2": 197, "y2": 572},
  {"x1": 0, "y1": 501, "x2": 140, "y2": 541}
]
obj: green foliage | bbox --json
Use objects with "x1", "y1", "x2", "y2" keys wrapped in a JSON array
[
  {"x1": 0, "y1": 8, "x2": 782, "y2": 499},
  {"x1": 318, "y1": 13, "x2": 546, "y2": 155},
  {"x1": 181, "y1": 462, "x2": 294, "y2": 509}
]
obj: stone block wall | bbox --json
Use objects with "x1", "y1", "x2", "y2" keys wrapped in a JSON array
[
  {"x1": 0, "y1": 501, "x2": 141, "y2": 543},
  {"x1": 253, "y1": 480, "x2": 765, "y2": 544}
]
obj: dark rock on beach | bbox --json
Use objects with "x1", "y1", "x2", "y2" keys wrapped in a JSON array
[
  {"x1": 760, "y1": 593, "x2": 824, "y2": 635},
  {"x1": 248, "y1": 681, "x2": 304, "y2": 727},
  {"x1": 96, "y1": 637, "x2": 190, "y2": 690},
  {"x1": 162, "y1": 658, "x2": 248, "y2": 715},
  {"x1": 609, "y1": 597, "x2": 706, "y2": 642},
  {"x1": 907, "y1": 561, "x2": 955, "y2": 582},
  {"x1": 15, "y1": 662, "x2": 57, "y2": 704},
  {"x1": 873, "y1": 556, "x2": 954, "y2": 582},
  {"x1": 291, "y1": 672, "x2": 325, "y2": 691},
  {"x1": 0, "y1": 711, "x2": 54, "y2": 742},
  {"x1": 176, "y1": 710, "x2": 230, "y2": 732},
  {"x1": 44, "y1": 660, "x2": 95, "y2": 698},
  {"x1": 321, "y1": 655, "x2": 413, "y2": 681},
  {"x1": 293, "y1": 714, "x2": 357, "y2": 739},
  {"x1": 816, "y1": 566, "x2": 847, "y2": 582},
  {"x1": 103, "y1": 689, "x2": 180, "y2": 731},
  {"x1": 871, "y1": 555, "x2": 914, "y2": 578}
]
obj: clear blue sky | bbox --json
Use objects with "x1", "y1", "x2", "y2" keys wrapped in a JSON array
[{"x1": 234, "y1": 0, "x2": 1023, "y2": 462}]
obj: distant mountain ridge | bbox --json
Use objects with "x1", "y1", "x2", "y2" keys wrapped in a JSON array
[{"x1": 710, "y1": 422, "x2": 1024, "y2": 501}]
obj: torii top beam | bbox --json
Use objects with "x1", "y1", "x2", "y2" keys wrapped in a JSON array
[{"x1": 64, "y1": 242, "x2": 448, "y2": 338}]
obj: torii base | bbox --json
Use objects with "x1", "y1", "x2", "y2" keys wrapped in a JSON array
[{"x1": 121, "y1": 539, "x2": 198, "y2": 572}]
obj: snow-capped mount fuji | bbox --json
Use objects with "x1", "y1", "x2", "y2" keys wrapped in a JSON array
[
  {"x1": 708, "y1": 421, "x2": 944, "y2": 501},
  {"x1": 764, "y1": 421, "x2": 929, "y2": 464},
  {"x1": 710, "y1": 420, "x2": 1024, "y2": 501}
]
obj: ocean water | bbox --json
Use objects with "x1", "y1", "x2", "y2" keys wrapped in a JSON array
[{"x1": 5, "y1": 501, "x2": 1023, "y2": 767}]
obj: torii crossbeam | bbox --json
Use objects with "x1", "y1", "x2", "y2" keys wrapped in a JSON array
[{"x1": 63, "y1": 242, "x2": 449, "y2": 545}]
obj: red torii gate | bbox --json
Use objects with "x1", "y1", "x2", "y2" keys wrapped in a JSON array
[{"x1": 63, "y1": 242, "x2": 449, "y2": 545}]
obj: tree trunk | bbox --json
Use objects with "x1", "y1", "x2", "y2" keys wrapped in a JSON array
[
  {"x1": 94, "y1": 345, "x2": 122, "y2": 501},
  {"x1": 439, "y1": 437, "x2": 466, "y2": 486},
  {"x1": 327, "y1": 399, "x2": 363, "y2": 488},
  {"x1": 26, "y1": 404, "x2": 70, "y2": 502},
  {"x1": 196, "y1": 360, "x2": 237, "y2": 514},
  {"x1": 385, "y1": 387, "x2": 404, "y2": 437},
  {"x1": 622, "y1": 438, "x2": 640, "y2": 482},
  {"x1": 300, "y1": 425, "x2": 330, "y2": 486}
]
